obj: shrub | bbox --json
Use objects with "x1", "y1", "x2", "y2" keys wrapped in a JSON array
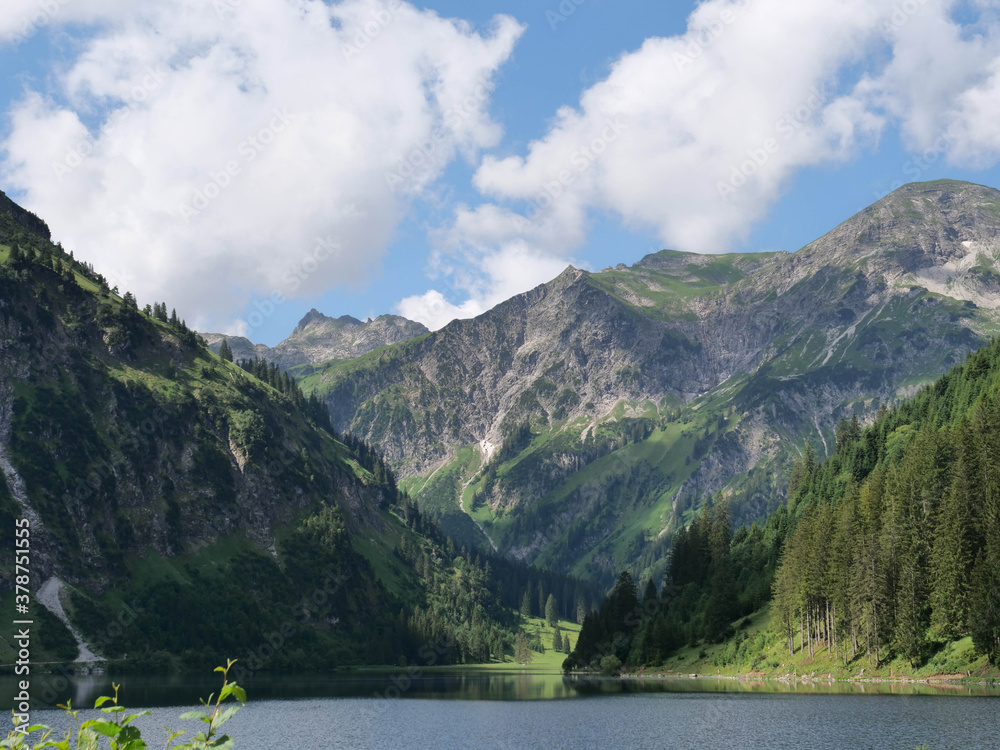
[
  {"x1": 3, "y1": 662, "x2": 245, "y2": 749},
  {"x1": 600, "y1": 655, "x2": 622, "y2": 676}
]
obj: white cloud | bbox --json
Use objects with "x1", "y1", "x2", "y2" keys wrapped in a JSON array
[
  {"x1": 854, "y1": 0, "x2": 1000, "y2": 164},
  {"x1": 0, "y1": 0, "x2": 522, "y2": 332},
  {"x1": 410, "y1": 0, "x2": 1000, "y2": 327},
  {"x1": 396, "y1": 242, "x2": 572, "y2": 330}
]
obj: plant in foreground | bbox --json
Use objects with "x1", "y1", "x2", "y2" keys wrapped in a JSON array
[{"x1": 2, "y1": 661, "x2": 246, "y2": 750}]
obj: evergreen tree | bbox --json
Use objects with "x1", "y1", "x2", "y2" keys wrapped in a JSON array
[
  {"x1": 545, "y1": 593, "x2": 558, "y2": 627},
  {"x1": 219, "y1": 338, "x2": 234, "y2": 362},
  {"x1": 930, "y1": 434, "x2": 976, "y2": 639},
  {"x1": 514, "y1": 633, "x2": 533, "y2": 665},
  {"x1": 552, "y1": 626, "x2": 563, "y2": 652},
  {"x1": 520, "y1": 590, "x2": 532, "y2": 619},
  {"x1": 642, "y1": 579, "x2": 658, "y2": 609}
]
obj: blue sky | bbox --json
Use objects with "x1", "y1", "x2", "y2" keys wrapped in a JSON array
[{"x1": 2, "y1": 0, "x2": 1000, "y2": 345}]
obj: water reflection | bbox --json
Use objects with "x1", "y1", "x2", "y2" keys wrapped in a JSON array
[{"x1": 1, "y1": 670, "x2": 998, "y2": 710}]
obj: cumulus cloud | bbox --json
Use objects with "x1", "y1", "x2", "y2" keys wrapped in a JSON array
[
  {"x1": 0, "y1": 0, "x2": 522, "y2": 334},
  {"x1": 407, "y1": 0, "x2": 1000, "y2": 330},
  {"x1": 396, "y1": 240, "x2": 573, "y2": 330}
]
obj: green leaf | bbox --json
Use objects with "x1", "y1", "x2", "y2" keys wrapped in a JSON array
[
  {"x1": 118, "y1": 725, "x2": 141, "y2": 741},
  {"x1": 94, "y1": 697, "x2": 114, "y2": 709},
  {"x1": 229, "y1": 686, "x2": 247, "y2": 705},
  {"x1": 213, "y1": 706, "x2": 240, "y2": 729},
  {"x1": 88, "y1": 721, "x2": 121, "y2": 738},
  {"x1": 178, "y1": 711, "x2": 210, "y2": 721}
]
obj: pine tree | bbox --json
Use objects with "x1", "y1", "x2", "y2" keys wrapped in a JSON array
[
  {"x1": 709, "y1": 495, "x2": 732, "y2": 564},
  {"x1": 219, "y1": 338, "x2": 234, "y2": 362},
  {"x1": 930, "y1": 436, "x2": 976, "y2": 639},
  {"x1": 520, "y1": 590, "x2": 532, "y2": 619},
  {"x1": 545, "y1": 593, "x2": 558, "y2": 627},
  {"x1": 970, "y1": 551, "x2": 1000, "y2": 663},
  {"x1": 552, "y1": 626, "x2": 563, "y2": 652},
  {"x1": 642, "y1": 579, "x2": 658, "y2": 610}
]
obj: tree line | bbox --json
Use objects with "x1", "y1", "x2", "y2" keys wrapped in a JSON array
[
  {"x1": 773, "y1": 339, "x2": 1000, "y2": 667},
  {"x1": 569, "y1": 336, "x2": 1000, "y2": 671}
]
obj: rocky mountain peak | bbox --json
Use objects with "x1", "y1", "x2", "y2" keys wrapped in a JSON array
[
  {"x1": 205, "y1": 310, "x2": 429, "y2": 370},
  {"x1": 293, "y1": 309, "x2": 365, "y2": 334},
  {"x1": 297, "y1": 179, "x2": 1000, "y2": 575}
]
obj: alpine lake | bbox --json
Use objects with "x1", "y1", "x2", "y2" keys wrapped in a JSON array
[{"x1": 2, "y1": 669, "x2": 999, "y2": 749}]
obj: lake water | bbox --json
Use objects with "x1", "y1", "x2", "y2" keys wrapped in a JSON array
[{"x1": 3, "y1": 672, "x2": 999, "y2": 749}]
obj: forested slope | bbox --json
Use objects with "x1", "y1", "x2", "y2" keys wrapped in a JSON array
[
  {"x1": 571, "y1": 335, "x2": 1000, "y2": 674},
  {"x1": 0, "y1": 189, "x2": 594, "y2": 671}
]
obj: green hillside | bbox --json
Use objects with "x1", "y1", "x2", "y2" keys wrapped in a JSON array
[
  {"x1": 0, "y1": 192, "x2": 596, "y2": 673},
  {"x1": 571, "y1": 334, "x2": 1000, "y2": 681}
]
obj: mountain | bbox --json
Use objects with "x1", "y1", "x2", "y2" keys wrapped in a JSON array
[
  {"x1": 571, "y1": 332, "x2": 1000, "y2": 678},
  {"x1": 0, "y1": 192, "x2": 589, "y2": 670},
  {"x1": 297, "y1": 180, "x2": 1000, "y2": 584},
  {"x1": 203, "y1": 309, "x2": 428, "y2": 369},
  {"x1": 0, "y1": 188, "x2": 50, "y2": 240}
]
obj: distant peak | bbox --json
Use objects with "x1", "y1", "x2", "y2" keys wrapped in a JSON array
[
  {"x1": 293, "y1": 308, "x2": 328, "y2": 333},
  {"x1": 293, "y1": 310, "x2": 366, "y2": 335}
]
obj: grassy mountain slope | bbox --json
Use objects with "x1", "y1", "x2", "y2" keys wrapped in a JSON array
[
  {"x1": 298, "y1": 180, "x2": 1000, "y2": 585},
  {"x1": 0, "y1": 192, "x2": 592, "y2": 671}
]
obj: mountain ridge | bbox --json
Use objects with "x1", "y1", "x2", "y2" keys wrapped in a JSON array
[
  {"x1": 203, "y1": 309, "x2": 429, "y2": 370},
  {"x1": 295, "y1": 179, "x2": 1000, "y2": 583}
]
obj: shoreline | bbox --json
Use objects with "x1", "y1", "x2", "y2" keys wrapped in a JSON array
[{"x1": 615, "y1": 669, "x2": 997, "y2": 688}]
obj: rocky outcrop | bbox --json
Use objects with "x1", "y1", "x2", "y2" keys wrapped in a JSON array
[
  {"x1": 203, "y1": 311, "x2": 428, "y2": 370},
  {"x1": 0, "y1": 189, "x2": 50, "y2": 240},
  {"x1": 303, "y1": 180, "x2": 1000, "y2": 575}
]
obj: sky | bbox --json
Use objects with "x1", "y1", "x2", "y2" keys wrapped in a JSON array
[{"x1": 3, "y1": 1, "x2": 1000, "y2": 345}]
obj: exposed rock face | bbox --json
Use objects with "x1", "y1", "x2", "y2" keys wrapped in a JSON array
[
  {"x1": 203, "y1": 311, "x2": 428, "y2": 369},
  {"x1": 299, "y1": 180, "x2": 1000, "y2": 576},
  {"x1": 0, "y1": 207, "x2": 391, "y2": 593},
  {"x1": 0, "y1": 189, "x2": 50, "y2": 240}
]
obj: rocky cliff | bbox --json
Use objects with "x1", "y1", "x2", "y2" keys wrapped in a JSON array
[
  {"x1": 298, "y1": 180, "x2": 1000, "y2": 582},
  {"x1": 203, "y1": 310, "x2": 428, "y2": 369}
]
